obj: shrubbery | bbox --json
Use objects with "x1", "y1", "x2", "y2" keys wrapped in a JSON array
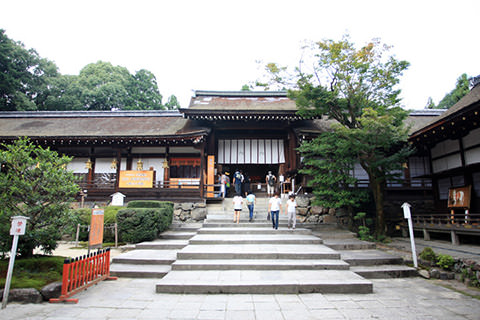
[
  {"x1": 127, "y1": 200, "x2": 173, "y2": 209},
  {"x1": 64, "y1": 201, "x2": 173, "y2": 244},
  {"x1": 117, "y1": 201, "x2": 173, "y2": 243},
  {"x1": 66, "y1": 206, "x2": 123, "y2": 242},
  {"x1": 419, "y1": 247, "x2": 436, "y2": 262}
]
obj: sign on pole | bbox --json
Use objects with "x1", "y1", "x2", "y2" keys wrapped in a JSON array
[
  {"x1": 89, "y1": 208, "x2": 104, "y2": 253},
  {"x1": 401, "y1": 202, "x2": 418, "y2": 268},
  {"x1": 2, "y1": 216, "x2": 29, "y2": 309}
]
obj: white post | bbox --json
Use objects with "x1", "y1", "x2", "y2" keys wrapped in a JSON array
[
  {"x1": 2, "y1": 216, "x2": 29, "y2": 309},
  {"x1": 401, "y1": 203, "x2": 418, "y2": 268}
]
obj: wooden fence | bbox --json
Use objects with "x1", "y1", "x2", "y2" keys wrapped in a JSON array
[{"x1": 49, "y1": 248, "x2": 117, "y2": 304}]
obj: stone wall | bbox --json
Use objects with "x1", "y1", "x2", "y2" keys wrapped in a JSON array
[
  {"x1": 173, "y1": 202, "x2": 207, "y2": 222},
  {"x1": 295, "y1": 194, "x2": 337, "y2": 224}
]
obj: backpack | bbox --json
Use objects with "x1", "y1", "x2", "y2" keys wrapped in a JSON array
[
  {"x1": 267, "y1": 174, "x2": 275, "y2": 186},
  {"x1": 235, "y1": 171, "x2": 242, "y2": 181}
]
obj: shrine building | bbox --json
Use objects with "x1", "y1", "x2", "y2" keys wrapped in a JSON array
[{"x1": 0, "y1": 88, "x2": 479, "y2": 226}]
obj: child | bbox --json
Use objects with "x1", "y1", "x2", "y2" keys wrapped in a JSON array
[
  {"x1": 286, "y1": 194, "x2": 297, "y2": 229},
  {"x1": 246, "y1": 191, "x2": 256, "y2": 222},
  {"x1": 232, "y1": 193, "x2": 243, "y2": 224}
]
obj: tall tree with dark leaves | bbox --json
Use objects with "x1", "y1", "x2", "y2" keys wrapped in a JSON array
[
  {"x1": 127, "y1": 69, "x2": 164, "y2": 110},
  {"x1": 426, "y1": 73, "x2": 470, "y2": 109},
  {"x1": 0, "y1": 29, "x2": 59, "y2": 111}
]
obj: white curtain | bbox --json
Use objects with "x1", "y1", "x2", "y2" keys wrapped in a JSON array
[{"x1": 218, "y1": 139, "x2": 285, "y2": 164}]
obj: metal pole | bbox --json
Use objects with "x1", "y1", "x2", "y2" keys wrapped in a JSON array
[
  {"x1": 407, "y1": 216, "x2": 418, "y2": 268},
  {"x1": 2, "y1": 234, "x2": 19, "y2": 309},
  {"x1": 401, "y1": 202, "x2": 418, "y2": 268}
]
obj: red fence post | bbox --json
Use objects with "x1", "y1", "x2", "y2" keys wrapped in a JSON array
[{"x1": 49, "y1": 249, "x2": 117, "y2": 304}]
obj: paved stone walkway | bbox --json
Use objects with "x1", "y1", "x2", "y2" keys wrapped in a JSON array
[{"x1": 2, "y1": 277, "x2": 480, "y2": 319}]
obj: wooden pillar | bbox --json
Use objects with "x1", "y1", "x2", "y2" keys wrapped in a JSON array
[
  {"x1": 115, "y1": 150, "x2": 121, "y2": 192},
  {"x1": 199, "y1": 142, "x2": 205, "y2": 198},
  {"x1": 163, "y1": 146, "x2": 169, "y2": 187}
]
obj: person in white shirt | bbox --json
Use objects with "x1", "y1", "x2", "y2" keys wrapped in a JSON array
[
  {"x1": 232, "y1": 193, "x2": 243, "y2": 224},
  {"x1": 268, "y1": 192, "x2": 283, "y2": 230},
  {"x1": 286, "y1": 194, "x2": 297, "y2": 229}
]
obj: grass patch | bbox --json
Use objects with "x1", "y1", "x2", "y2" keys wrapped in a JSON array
[{"x1": 0, "y1": 255, "x2": 65, "y2": 291}]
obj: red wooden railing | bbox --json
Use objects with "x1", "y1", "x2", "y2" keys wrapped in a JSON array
[{"x1": 49, "y1": 248, "x2": 117, "y2": 304}]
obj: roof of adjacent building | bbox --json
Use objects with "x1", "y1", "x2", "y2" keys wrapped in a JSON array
[
  {"x1": 0, "y1": 110, "x2": 210, "y2": 140},
  {"x1": 409, "y1": 83, "x2": 480, "y2": 144},
  {"x1": 182, "y1": 90, "x2": 305, "y2": 120}
]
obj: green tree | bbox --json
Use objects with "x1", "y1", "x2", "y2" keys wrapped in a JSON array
[
  {"x1": 126, "y1": 69, "x2": 164, "y2": 110},
  {"x1": 41, "y1": 74, "x2": 83, "y2": 110},
  {"x1": 77, "y1": 61, "x2": 133, "y2": 110},
  {"x1": 268, "y1": 35, "x2": 412, "y2": 237},
  {"x1": 298, "y1": 131, "x2": 369, "y2": 223},
  {"x1": 165, "y1": 94, "x2": 180, "y2": 110},
  {"x1": 0, "y1": 29, "x2": 59, "y2": 111},
  {"x1": 426, "y1": 73, "x2": 470, "y2": 109},
  {"x1": 0, "y1": 138, "x2": 80, "y2": 257}
]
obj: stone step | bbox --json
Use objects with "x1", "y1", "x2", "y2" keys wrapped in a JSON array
[
  {"x1": 198, "y1": 227, "x2": 312, "y2": 235},
  {"x1": 171, "y1": 259, "x2": 350, "y2": 271},
  {"x1": 341, "y1": 250, "x2": 404, "y2": 266},
  {"x1": 203, "y1": 222, "x2": 277, "y2": 228},
  {"x1": 135, "y1": 239, "x2": 189, "y2": 250},
  {"x1": 159, "y1": 231, "x2": 197, "y2": 240},
  {"x1": 188, "y1": 234, "x2": 323, "y2": 245},
  {"x1": 169, "y1": 223, "x2": 203, "y2": 232},
  {"x1": 205, "y1": 217, "x2": 289, "y2": 223},
  {"x1": 111, "y1": 249, "x2": 177, "y2": 265},
  {"x1": 176, "y1": 244, "x2": 341, "y2": 260},
  {"x1": 110, "y1": 264, "x2": 171, "y2": 278},
  {"x1": 323, "y1": 240, "x2": 376, "y2": 250},
  {"x1": 350, "y1": 265, "x2": 418, "y2": 279},
  {"x1": 155, "y1": 270, "x2": 373, "y2": 294}
]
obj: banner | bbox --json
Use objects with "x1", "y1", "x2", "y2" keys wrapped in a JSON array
[{"x1": 207, "y1": 155, "x2": 215, "y2": 197}]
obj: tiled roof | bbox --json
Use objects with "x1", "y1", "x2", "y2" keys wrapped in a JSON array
[{"x1": 0, "y1": 111, "x2": 209, "y2": 139}]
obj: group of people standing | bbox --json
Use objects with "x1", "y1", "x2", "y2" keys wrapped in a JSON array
[
  {"x1": 230, "y1": 170, "x2": 297, "y2": 229},
  {"x1": 219, "y1": 169, "x2": 251, "y2": 199}
]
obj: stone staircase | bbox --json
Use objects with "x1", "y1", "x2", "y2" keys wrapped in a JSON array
[
  {"x1": 111, "y1": 197, "x2": 416, "y2": 293},
  {"x1": 110, "y1": 223, "x2": 201, "y2": 278}
]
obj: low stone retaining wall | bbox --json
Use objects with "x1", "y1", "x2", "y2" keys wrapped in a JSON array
[
  {"x1": 0, "y1": 282, "x2": 62, "y2": 304},
  {"x1": 295, "y1": 194, "x2": 337, "y2": 224},
  {"x1": 173, "y1": 202, "x2": 207, "y2": 222},
  {"x1": 418, "y1": 258, "x2": 480, "y2": 287}
]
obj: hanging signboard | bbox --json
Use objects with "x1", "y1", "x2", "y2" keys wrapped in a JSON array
[
  {"x1": 89, "y1": 208, "x2": 104, "y2": 249},
  {"x1": 448, "y1": 186, "x2": 471, "y2": 209},
  {"x1": 119, "y1": 170, "x2": 154, "y2": 188}
]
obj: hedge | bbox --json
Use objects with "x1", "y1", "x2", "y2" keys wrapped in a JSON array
[
  {"x1": 127, "y1": 200, "x2": 173, "y2": 209},
  {"x1": 117, "y1": 202, "x2": 173, "y2": 243}
]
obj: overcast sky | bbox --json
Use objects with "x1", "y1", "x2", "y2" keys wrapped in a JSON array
[{"x1": 1, "y1": 0, "x2": 479, "y2": 109}]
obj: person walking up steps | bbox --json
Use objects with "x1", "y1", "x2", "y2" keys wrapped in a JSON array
[
  {"x1": 286, "y1": 194, "x2": 297, "y2": 229},
  {"x1": 266, "y1": 171, "x2": 276, "y2": 197},
  {"x1": 232, "y1": 192, "x2": 243, "y2": 224},
  {"x1": 268, "y1": 192, "x2": 282, "y2": 230},
  {"x1": 246, "y1": 191, "x2": 256, "y2": 222},
  {"x1": 233, "y1": 169, "x2": 243, "y2": 196}
]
